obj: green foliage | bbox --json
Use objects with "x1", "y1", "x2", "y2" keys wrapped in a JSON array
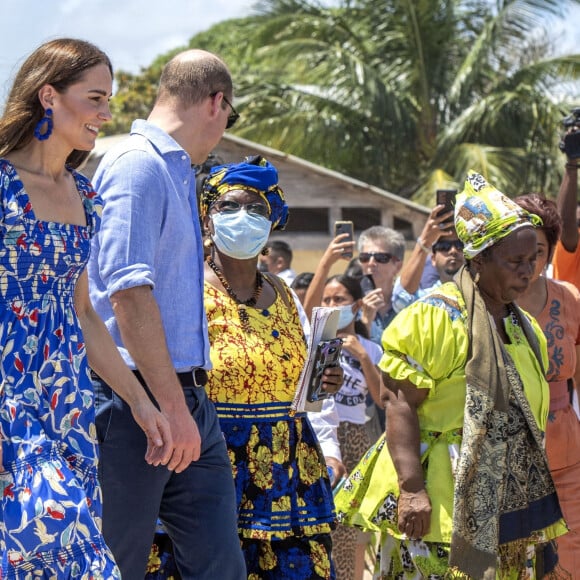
[
  {"x1": 103, "y1": 67, "x2": 163, "y2": 136},
  {"x1": 103, "y1": 0, "x2": 580, "y2": 202}
]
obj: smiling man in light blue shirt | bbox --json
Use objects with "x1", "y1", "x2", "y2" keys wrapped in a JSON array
[{"x1": 87, "y1": 50, "x2": 245, "y2": 580}]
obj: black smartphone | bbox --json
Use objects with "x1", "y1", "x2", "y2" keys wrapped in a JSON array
[
  {"x1": 561, "y1": 132, "x2": 580, "y2": 159},
  {"x1": 307, "y1": 338, "x2": 343, "y2": 403},
  {"x1": 360, "y1": 274, "x2": 376, "y2": 296},
  {"x1": 334, "y1": 221, "x2": 354, "y2": 259},
  {"x1": 436, "y1": 189, "x2": 457, "y2": 228},
  {"x1": 559, "y1": 108, "x2": 580, "y2": 159}
]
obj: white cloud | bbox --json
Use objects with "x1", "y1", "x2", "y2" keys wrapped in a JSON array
[
  {"x1": 560, "y1": 5, "x2": 580, "y2": 54},
  {"x1": 1, "y1": 0, "x2": 578, "y2": 102},
  {"x1": 0, "y1": 0, "x2": 251, "y2": 98}
]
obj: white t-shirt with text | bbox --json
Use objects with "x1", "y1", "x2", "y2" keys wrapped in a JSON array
[{"x1": 334, "y1": 335, "x2": 383, "y2": 425}]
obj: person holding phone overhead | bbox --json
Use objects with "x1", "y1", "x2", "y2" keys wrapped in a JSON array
[
  {"x1": 304, "y1": 226, "x2": 405, "y2": 442},
  {"x1": 301, "y1": 229, "x2": 357, "y2": 320},
  {"x1": 551, "y1": 114, "x2": 580, "y2": 292},
  {"x1": 392, "y1": 193, "x2": 465, "y2": 313}
]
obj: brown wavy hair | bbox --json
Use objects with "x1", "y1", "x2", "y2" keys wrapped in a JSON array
[{"x1": 0, "y1": 38, "x2": 112, "y2": 168}]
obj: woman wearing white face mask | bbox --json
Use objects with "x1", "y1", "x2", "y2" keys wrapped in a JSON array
[
  {"x1": 321, "y1": 274, "x2": 383, "y2": 580},
  {"x1": 146, "y1": 155, "x2": 346, "y2": 579}
]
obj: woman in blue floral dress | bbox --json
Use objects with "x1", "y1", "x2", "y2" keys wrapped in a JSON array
[{"x1": 0, "y1": 38, "x2": 172, "y2": 578}]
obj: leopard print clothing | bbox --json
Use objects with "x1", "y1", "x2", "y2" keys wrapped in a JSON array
[{"x1": 332, "y1": 421, "x2": 373, "y2": 580}]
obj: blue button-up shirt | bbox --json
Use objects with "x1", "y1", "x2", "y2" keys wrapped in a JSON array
[
  {"x1": 392, "y1": 278, "x2": 442, "y2": 314},
  {"x1": 88, "y1": 120, "x2": 210, "y2": 370}
]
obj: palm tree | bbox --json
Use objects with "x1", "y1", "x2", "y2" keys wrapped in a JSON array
[
  {"x1": 226, "y1": 0, "x2": 580, "y2": 200},
  {"x1": 103, "y1": 0, "x2": 580, "y2": 201}
]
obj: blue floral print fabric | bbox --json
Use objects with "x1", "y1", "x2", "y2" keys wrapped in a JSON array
[{"x1": 0, "y1": 160, "x2": 120, "y2": 578}]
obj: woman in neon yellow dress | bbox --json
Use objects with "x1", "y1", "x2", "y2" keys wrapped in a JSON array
[{"x1": 334, "y1": 172, "x2": 567, "y2": 579}]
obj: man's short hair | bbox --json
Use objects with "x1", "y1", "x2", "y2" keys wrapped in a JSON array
[
  {"x1": 291, "y1": 272, "x2": 314, "y2": 290},
  {"x1": 157, "y1": 49, "x2": 233, "y2": 107},
  {"x1": 357, "y1": 226, "x2": 405, "y2": 261},
  {"x1": 268, "y1": 240, "x2": 293, "y2": 265}
]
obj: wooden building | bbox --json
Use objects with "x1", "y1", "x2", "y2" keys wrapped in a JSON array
[{"x1": 83, "y1": 133, "x2": 429, "y2": 274}]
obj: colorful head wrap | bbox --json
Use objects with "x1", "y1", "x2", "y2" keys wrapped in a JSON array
[
  {"x1": 454, "y1": 171, "x2": 541, "y2": 259},
  {"x1": 200, "y1": 155, "x2": 289, "y2": 231}
]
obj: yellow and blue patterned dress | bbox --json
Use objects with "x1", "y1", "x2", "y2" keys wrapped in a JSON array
[
  {"x1": 205, "y1": 280, "x2": 336, "y2": 578},
  {"x1": 0, "y1": 160, "x2": 120, "y2": 578}
]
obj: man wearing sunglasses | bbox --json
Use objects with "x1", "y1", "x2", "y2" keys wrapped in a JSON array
[
  {"x1": 392, "y1": 205, "x2": 465, "y2": 313},
  {"x1": 356, "y1": 226, "x2": 405, "y2": 443},
  {"x1": 87, "y1": 50, "x2": 245, "y2": 579},
  {"x1": 357, "y1": 226, "x2": 406, "y2": 345}
]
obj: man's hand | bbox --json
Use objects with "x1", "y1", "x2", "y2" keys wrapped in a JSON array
[
  {"x1": 130, "y1": 399, "x2": 174, "y2": 467},
  {"x1": 419, "y1": 205, "x2": 455, "y2": 250},
  {"x1": 361, "y1": 288, "x2": 385, "y2": 323},
  {"x1": 397, "y1": 488, "x2": 432, "y2": 539},
  {"x1": 109, "y1": 286, "x2": 203, "y2": 473},
  {"x1": 161, "y1": 403, "x2": 202, "y2": 473}
]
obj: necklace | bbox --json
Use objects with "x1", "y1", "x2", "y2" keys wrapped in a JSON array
[{"x1": 207, "y1": 257, "x2": 263, "y2": 332}]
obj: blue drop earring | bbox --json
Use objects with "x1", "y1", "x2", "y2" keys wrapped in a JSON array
[{"x1": 34, "y1": 108, "x2": 53, "y2": 141}]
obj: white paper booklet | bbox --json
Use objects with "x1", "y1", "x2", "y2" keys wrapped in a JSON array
[{"x1": 292, "y1": 306, "x2": 340, "y2": 413}]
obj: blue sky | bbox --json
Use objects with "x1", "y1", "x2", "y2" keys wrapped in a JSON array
[
  {"x1": 0, "y1": 0, "x2": 251, "y2": 99},
  {"x1": 1, "y1": 0, "x2": 579, "y2": 102}
]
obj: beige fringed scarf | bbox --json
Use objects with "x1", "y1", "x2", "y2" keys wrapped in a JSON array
[{"x1": 449, "y1": 267, "x2": 562, "y2": 578}]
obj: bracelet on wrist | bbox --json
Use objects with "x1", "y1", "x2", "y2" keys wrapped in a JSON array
[
  {"x1": 416, "y1": 237, "x2": 431, "y2": 253},
  {"x1": 565, "y1": 162, "x2": 579, "y2": 170}
]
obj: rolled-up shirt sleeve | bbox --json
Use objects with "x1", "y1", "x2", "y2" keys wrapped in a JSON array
[
  {"x1": 89, "y1": 121, "x2": 209, "y2": 370},
  {"x1": 94, "y1": 149, "x2": 163, "y2": 296}
]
